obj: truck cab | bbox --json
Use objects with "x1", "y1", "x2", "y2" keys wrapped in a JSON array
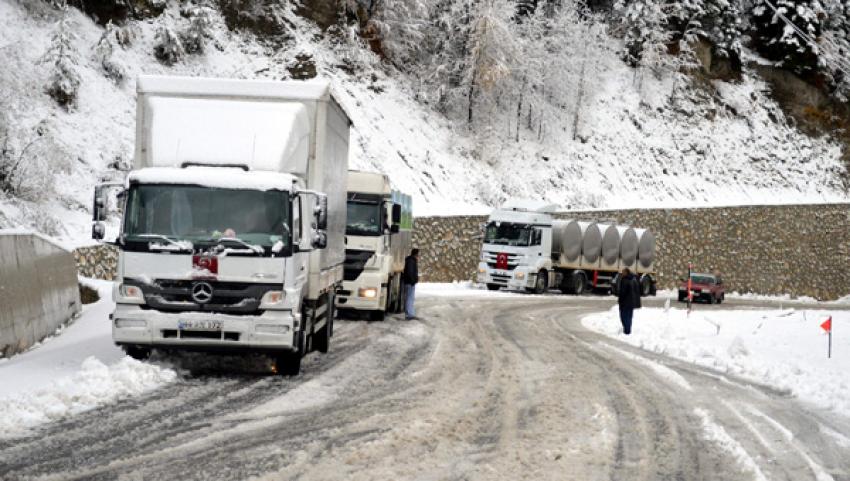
[
  {"x1": 477, "y1": 201, "x2": 557, "y2": 293},
  {"x1": 336, "y1": 171, "x2": 412, "y2": 320}
]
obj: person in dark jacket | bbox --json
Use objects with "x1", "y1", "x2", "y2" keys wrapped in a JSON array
[
  {"x1": 403, "y1": 248, "x2": 419, "y2": 320},
  {"x1": 617, "y1": 268, "x2": 642, "y2": 335}
]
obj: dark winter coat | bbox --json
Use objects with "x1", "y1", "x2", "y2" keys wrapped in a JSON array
[
  {"x1": 617, "y1": 274, "x2": 642, "y2": 310},
  {"x1": 403, "y1": 255, "x2": 419, "y2": 285}
]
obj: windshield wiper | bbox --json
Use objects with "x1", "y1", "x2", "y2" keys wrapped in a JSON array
[
  {"x1": 204, "y1": 237, "x2": 265, "y2": 256},
  {"x1": 136, "y1": 234, "x2": 193, "y2": 252}
]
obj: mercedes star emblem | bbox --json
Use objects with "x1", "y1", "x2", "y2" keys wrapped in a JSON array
[{"x1": 191, "y1": 282, "x2": 214, "y2": 304}]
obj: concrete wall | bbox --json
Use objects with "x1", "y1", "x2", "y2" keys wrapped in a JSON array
[
  {"x1": 75, "y1": 203, "x2": 850, "y2": 300},
  {"x1": 413, "y1": 204, "x2": 850, "y2": 300},
  {"x1": 0, "y1": 232, "x2": 81, "y2": 358}
]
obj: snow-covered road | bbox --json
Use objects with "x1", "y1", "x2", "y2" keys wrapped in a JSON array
[{"x1": 1, "y1": 295, "x2": 850, "y2": 480}]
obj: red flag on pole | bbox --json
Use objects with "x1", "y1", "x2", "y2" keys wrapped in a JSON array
[{"x1": 821, "y1": 316, "x2": 832, "y2": 333}]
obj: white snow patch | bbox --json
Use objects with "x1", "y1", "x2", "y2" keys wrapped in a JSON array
[
  {"x1": 583, "y1": 307, "x2": 850, "y2": 416},
  {"x1": 0, "y1": 278, "x2": 177, "y2": 437}
]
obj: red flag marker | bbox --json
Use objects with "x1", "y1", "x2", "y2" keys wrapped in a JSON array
[{"x1": 821, "y1": 316, "x2": 833, "y2": 359}]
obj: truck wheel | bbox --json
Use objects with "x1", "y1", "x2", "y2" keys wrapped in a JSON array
[
  {"x1": 528, "y1": 270, "x2": 547, "y2": 294},
  {"x1": 276, "y1": 330, "x2": 304, "y2": 376},
  {"x1": 486, "y1": 283, "x2": 501, "y2": 291},
  {"x1": 572, "y1": 272, "x2": 586, "y2": 296},
  {"x1": 371, "y1": 309, "x2": 386, "y2": 321},
  {"x1": 640, "y1": 275, "x2": 652, "y2": 297},
  {"x1": 122, "y1": 345, "x2": 151, "y2": 361}
]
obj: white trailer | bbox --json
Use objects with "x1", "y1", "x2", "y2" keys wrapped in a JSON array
[
  {"x1": 336, "y1": 170, "x2": 413, "y2": 320},
  {"x1": 476, "y1": 201, "x2": 656, "y2": 296},
  {"x1": 91, "y1": 75, "x2": 350, "y2": 375}
]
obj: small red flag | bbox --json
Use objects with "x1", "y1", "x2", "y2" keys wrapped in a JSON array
[{"x1": 821, "y1": 316, "x2": 832, "y2": 333}]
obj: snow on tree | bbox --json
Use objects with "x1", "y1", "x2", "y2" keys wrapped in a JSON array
[
  {"x1": 819, "y1": 0, "x2": 850, "y2": 99},
  {"x1": 750, "y1": 0, "x2": 824, "y2": 75},
  {"x1": 94, "y1": 21, "x2": 126, "y2": 84},
  {"x1": 666, "y1": 0, "x2": 744, "y2": 57},
  {"x1": 41, "y1": 4, "x2": 81, "y2": 110},
  {"x1": 153, "y1": 14, "x2": 185, "y2": 65},
  {"x1": 181, "y1": 5, "x2": 214, "y2": 54}
]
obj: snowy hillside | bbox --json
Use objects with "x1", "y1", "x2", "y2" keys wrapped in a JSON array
[{"x1": 0, "y1": 0, "x2": 848, "y2": 245}]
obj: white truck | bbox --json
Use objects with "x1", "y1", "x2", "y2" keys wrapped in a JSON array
[
  {"x1": 476, "y1": 200, "x2": 657, "y2": 296},
  {"x1": 335, "y1": 171, "x2": 413, "y2": 320},
  {"x1": 91, "y1": 75, "x2": 349, "y2": 375}
]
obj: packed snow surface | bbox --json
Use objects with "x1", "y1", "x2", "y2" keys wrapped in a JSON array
[
  {"x1": 582, "y1": 307, "x2": 850, "y2": 417},
  {"x1": 0, "y1": 279, "x2": 176, "y2": 437}
]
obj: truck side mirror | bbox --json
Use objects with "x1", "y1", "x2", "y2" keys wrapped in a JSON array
[
  {"x1": 312, "y1": 231, "x2": 327, "y2": 249},
  {"x1": 315, "y1": 194, "x2": 328, "y2": 231},
  {"x1": 92, "y1": 222, "x2": 106, "y2": 240},
  {"x1": 390, "y1": 224, "x2": 400, "y2": 234},
  {"x1": 93, "y1": 188, "x2": 107, "y2": 222},
  {"x1": 392, "y1": 203, "x2": 402, "y2": 224}
]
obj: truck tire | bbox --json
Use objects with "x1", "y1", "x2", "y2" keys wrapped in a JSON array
[
  {"x1": 527, "y1": 270, "x2": 547, "y2": 294},
  {"x1": 486, "y1": 283, "x2": 501, "y2": 291},
  {"x1": 122, "y1": 345, "x2": 151, "y2": 361},
  {"x1": 640, "y1": 275, "x2": 652, "y2": 297},
  {"x1": 275, "y1": 330, "x2": 304, "y2": 376},
  {"x1": 571, "y1": 272, "x2": 587, "y2": 296}
]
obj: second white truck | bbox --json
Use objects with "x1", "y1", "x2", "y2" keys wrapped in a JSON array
[
  {"x1": 477, "y1": 200, "x2": 657, "y2": 296},
  {"x1": 336, "y1": 171, "x2": 413, "y2": 320}
]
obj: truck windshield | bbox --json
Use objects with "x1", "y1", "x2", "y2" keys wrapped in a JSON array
[
  {"x1": 123, "y1": 184, "x2": 290, "y2": 249},
  {"x1": 346, "y1": 201, "x2": 382, "y2": 236},
  {"x1": 484, "y1": 222, "x2": 532, "y2": 246}
]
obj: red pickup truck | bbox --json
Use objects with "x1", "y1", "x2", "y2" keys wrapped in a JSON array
[{"x1": 678, "y1": 273, "x2": 725, "y2": 304}]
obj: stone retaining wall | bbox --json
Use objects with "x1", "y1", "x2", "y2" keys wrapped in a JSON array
[{"x1": 74, "y1": 203, "x2": 850, "y2": 300}]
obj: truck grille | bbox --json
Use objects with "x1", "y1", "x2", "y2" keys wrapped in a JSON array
[
  {"x1": 343, "y1": 249, "x2": 374, "y2": 281},
  {"x1": 125, "y1": 278, "x2": 280, "y2": 315},
  {"x1": 482, "y1": 251, "x2": 521, "y2": 271}
]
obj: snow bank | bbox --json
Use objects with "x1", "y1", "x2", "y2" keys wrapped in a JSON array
[
  {"x1": 582, "y1": 307, "x2": 850, "y2": 417},
  {"x1": 0, "y1": 278, "x2": 177, "y2": 437},
  {"x1": 0, "y1": 356, "x2": 176, "y2": 436}
]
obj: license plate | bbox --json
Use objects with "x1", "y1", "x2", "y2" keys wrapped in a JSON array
[{"x1": 178, "y1": 320, "x2": 222, "y2": 331}]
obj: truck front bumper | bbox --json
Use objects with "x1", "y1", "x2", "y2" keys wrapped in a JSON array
[
  {"x1": 336, "y1": 272, "x2": 385, "y2": 311},
  {"x1": 477, "y1": 263, "x2": 533, "y2": 290},
  {"x1": 112, "y1": 304, "x2": 298, "y2": 352}
]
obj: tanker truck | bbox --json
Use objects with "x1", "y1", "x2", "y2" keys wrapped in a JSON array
[
  {"x1": 336, "y1": 171, "x2": 413, "y2": 320},
  {"x1": 90, "y1": 75, "x2": 349, "y2": 375},
  {"x1": 476, "y1": 200, "x2": 657, "y2": 296}
]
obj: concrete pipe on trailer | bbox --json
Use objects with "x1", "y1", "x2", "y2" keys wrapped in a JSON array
[
  {"x1": 581, "y1": 222, "x2": 602, "y2": 264},
  {"x1": 618, "y1": 226, "x2": 638, "y2": 268},
  {"x1": 554, "y1": 220, "x2": 586, "y2": 264},
  {"x1": 636, "y1": 228, "x2": 656, "y2": 271},
  {"x1": 600, "y1": 224, "x2": 620, "y2": 267}
]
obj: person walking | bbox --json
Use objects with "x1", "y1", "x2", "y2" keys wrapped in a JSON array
[
  {"x1": 403, "y1": 248, "x2": 419, "y2": 320},
  {"x1": 617, "y1": 268, "x2": 641, "y2": 335}
]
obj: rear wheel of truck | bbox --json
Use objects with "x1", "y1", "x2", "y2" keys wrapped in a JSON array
[
  {"x1": 122, "y1": 345, "x2": 151, "y2": 361},
  {"x1": 486, "y1": 283, "x2": 501, "y2": 291},
  {"x1": 640, "y1": 275, "x2": 652, "y2": 297},
  {"x1": 571, "y1": 272, "x2": 587, "y2": 295},
  {"x1": 527, "y1": 270, "x2": 547, "y2": 294}
]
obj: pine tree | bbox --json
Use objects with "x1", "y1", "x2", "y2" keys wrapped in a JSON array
[
  {"x1": 94, "y1": 21, "x2": 126, "y2": 84},
  {"x1": 42, "y1": 4, "x2": 81, "y2": 109},
  {"x1": 181, "y1": 5, "x2": 214, "y2": 54},
  {"x1": 153, "y1": 15, "x2": 185, "y2": 65},
  {"x1": 750, "y1": 0, "x2": 824, "y2": 75}
]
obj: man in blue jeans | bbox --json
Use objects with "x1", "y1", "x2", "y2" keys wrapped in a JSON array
[
  {"x1": 403, "y1": 248, "x2": 419, "y2": 320},
  {"x1": 616, "y1": 268, "x2": 642, "y2": 335}
]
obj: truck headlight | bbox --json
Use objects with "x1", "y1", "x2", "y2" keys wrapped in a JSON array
[
  {"x1": 359, "y1": 287, "x2": 378, "y2": 299},
  {"x1": 479, "y1": 267, "x2": 486, "y2": 274},
  {"x1": 260, "y1": 290, "x2": 285, "y2": 308},
  {"x1": 117, "y1": 284, "x2": 145, "y2": 304},
  {"x1": 515, "y1": 272, "x2": 525, "y2": 279}
]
